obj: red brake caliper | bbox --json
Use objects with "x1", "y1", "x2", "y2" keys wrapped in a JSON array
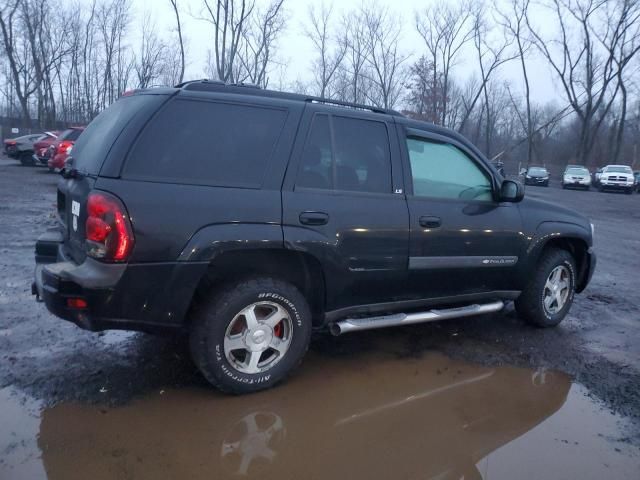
[{"x1": 273, "y1": 321, "x2": 283, "y2": 338}]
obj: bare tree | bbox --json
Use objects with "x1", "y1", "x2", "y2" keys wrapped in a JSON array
[
  {"x1": 168, "y1": 0, "x2": 185, "y2": 84},
  {"x1": 199, "y1": 0, "x2": 254, "y2": 83},
  {"x1": 527, "y1": 0, "x2": 619, "y2": 166},
  {"x1": 360, "y1": 2, "x2": 407, "y2": 109},
  {"x1": 134, "y1": 17, "x2": 167, "y2": 88},
  {"x1": 338, "y1": 8, "x2": 371, "y2": 104},
  {"x1": 236, "y1": 0, "x2": 285, "y2": 87},
  {"x1": 0, "y1": 0, "x2": 37, "y2": 126},
  {"x1": 466, "y1": 3, "x2": 515, "y2": 155},
  {"x1": 304, "y1": 1, "x2": 346, "y2": 98},
  {"x1": 415, "y1": 0, "x2": 474, "y2": 125},
  {"x1": 497, "y1": 0, "x2": 534, "y2": 166},
  {"x1": 595, "y1": 0, "x2": 640, "y2": 163}
]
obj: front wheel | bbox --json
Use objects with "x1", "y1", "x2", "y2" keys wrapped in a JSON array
[
  {"x1": 190, "y1": 277, "x2": 312, "y2": 394},
  {"x1": 515, "y1": 248, "x2": 576, "y2": 327}
]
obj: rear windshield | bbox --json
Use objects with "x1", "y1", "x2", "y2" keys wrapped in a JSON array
[
  {"x1": 72, "y1": 95, "x2": 162, "y2": 175},
  {"x1": 63, "y1": 129, "x2": 83, "y2": 141},
  {"x1": 123, "y1": 98, "x2": 287, "y2": 188}
]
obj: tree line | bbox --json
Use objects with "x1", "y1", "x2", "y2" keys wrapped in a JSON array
[{"x1": 0, "y1": 0, "x2": 638, "y2": 171}]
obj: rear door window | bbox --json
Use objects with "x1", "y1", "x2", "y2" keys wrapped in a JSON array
[
  {"x1": 296, "y1": 114, "x2": 392, "y2": 194},
  {"x1": 123, "y1": 98, "x2": 288, "y2": 188}
]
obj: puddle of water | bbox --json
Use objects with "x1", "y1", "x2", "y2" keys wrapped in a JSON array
[{"x1": 0, "y1": 352, "x2": 638, "y2": 480}]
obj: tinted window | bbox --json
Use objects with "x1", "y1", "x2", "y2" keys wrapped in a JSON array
[
  {"x1": 66, "y1": 129, "x2": 83, "y2": 141},
  {"x1": 296, "y1": 114, "x2": 392, "y2": 194},
  {"x1": 73, "y1": 94, "x2": 163, "y2": 174},
  {"x1": 124, "y1": 99, "x2": 287, "y2": 188},
  {"x1": 407, "y1": 138, "x2": 492, "y2": 201},
  {"x1": 297, "y1": 115, "x2": 333, "y2": 189}
]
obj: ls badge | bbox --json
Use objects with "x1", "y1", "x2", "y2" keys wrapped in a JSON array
[{"x1": 71, "y1": 200, "x2": 80, "y2": 232}]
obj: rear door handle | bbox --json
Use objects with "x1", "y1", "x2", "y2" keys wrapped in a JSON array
[
  {"x1": 299, "y1": 211, "x2": 329, "y2": 226},
  {"x1": 419, "y1": 216, "x2": 441, "y2": 228}
]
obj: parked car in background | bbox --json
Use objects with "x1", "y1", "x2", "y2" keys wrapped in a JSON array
[
  {"x1": 593, "y1": 167, "x2": 604, "y2": 187},
  {"x1": 33, "y1": 131, "x2": 60, "y2": 165},
  {"x1": 47, "y1": 127, "x2": 85, "y2": 171},
  {"x1": 597, "y1": 165, "x2": 635, "y2": 194},
  {"x1": 524, "y1": 166, "x2": 550, "y2": 186},
  {"x1": 562, "y1": 166, "x2": 591, "y2": 190},
  {"x1": 3, "y1": 133, "x2": 44, "y2": 165}
]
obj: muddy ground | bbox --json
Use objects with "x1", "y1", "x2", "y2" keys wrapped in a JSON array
[{"x1": 0, "y1": 157, "x2": 639, "y2": 479}]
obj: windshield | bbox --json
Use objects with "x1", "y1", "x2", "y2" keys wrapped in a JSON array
[
  {"x1": 567, "y1": 168, "x2": 589, "y2": 175},
  {"x1": 605, "y1": 166, "x2": 632, "y2": 173},
  {"x1": 528, "y1": 167, "x2": 548, "y2": 175}
]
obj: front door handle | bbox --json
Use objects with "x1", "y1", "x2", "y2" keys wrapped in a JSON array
[
  {"x1": 299, "y1": 211, "x2": 329, "y2": 226},
  {"x1": 419, "y1": 216, "x2": 441, "y2": 228}
]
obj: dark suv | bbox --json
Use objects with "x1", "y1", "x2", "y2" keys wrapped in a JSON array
[{"x1": 33, "y1": 81, "x2": 596, "y2": 394}]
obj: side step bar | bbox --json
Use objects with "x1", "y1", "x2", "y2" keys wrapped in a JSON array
[{"x1": 329, "y1": 301, "x2": 505, "y2": 336}]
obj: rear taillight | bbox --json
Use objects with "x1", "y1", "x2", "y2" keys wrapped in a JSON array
[
  {"x1": 85, "y1": 191, "x2": 134, "y2": 262},
  {"x1": 57, "y1": 140, "x2": 73, "y2": 155}
]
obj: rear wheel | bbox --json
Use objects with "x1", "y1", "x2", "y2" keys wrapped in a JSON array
[
  {"x1": 190, "y1": 277, "x2": 312, "y2": 394},
  {"x1": 19, "y1": 152, "x2": 34, "y2": 166},
  {"x1": 515, "y1": 248, "x2": 576, "y2": 328}
]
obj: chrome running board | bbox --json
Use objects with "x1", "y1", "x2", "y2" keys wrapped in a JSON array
[{"x1": 329, "y1": 301, "x2": 505, "y2": 336}]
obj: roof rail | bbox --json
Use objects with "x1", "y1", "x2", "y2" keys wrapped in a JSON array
[
  {"x1": 175, "y1": 79, "x2": 224, "y2": 89},
  {"x1": 174, "y1": 79, "x2": 403, "y2": 117},
  {"x1": 305, "y1": 98, "x2": 396, "y2": 115}
]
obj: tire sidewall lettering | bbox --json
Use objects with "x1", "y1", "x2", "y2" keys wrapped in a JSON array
[{"x1": 212, "y1": 290, "x2": 303, "y2": 386}]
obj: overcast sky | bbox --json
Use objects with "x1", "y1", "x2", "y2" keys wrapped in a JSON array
[{"x1": 129, "y1": 0, "x2": 558, "y2": 106}]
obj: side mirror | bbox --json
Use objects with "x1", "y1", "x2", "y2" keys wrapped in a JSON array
[{"x1": 500, "y1": 179, "x2": 524, "y2": 202}]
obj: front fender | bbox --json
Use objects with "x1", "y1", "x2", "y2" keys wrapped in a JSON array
[{"x1": 520, "y1": 221, "x2": 594, "y2": 292}]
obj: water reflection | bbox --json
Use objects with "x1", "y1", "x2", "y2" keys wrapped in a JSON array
[{"x1": 38, "y1": 353, "x2": 571, "y2": 479}]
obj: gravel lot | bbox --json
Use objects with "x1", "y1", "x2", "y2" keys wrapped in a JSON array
[{"x1": 0, "y1": 157, "x2": 639, "y2": 478}]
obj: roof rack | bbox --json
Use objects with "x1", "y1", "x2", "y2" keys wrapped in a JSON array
[{"x1": 174, "y1": 79, "x2": 403, "y2": 117}]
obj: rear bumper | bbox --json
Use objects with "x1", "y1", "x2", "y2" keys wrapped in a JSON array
[{"x1": 33, "y1": 231, "x2": 208, "y2": 333}]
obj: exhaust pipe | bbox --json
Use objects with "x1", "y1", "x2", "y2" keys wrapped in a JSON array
[{"x1": 329, "y1": 301, "x2": 504, "y2": 336}]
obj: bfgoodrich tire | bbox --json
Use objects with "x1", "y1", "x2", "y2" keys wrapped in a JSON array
[
  {"x1": 190, "y1": 277, "x2": 312, "y2": 394},
  {"x1": 515, "y1": 248, "x2": 576, "y2": 328}
]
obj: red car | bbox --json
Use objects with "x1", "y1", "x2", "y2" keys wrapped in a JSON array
[
  {"x1": 47, "y1": 127, "x2": 85, "y2": 171},
  {"x1": 33, "y1": 131, "x2": 60, "y2": 165}
]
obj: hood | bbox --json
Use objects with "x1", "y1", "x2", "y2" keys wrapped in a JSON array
[{"x1": 527, "y1": 171, "x2": 549, "y2": 178}]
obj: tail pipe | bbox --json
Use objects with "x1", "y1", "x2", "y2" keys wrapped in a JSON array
[{"x1": 329, "y1": 301, "x2": 505, "y2": 336}]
